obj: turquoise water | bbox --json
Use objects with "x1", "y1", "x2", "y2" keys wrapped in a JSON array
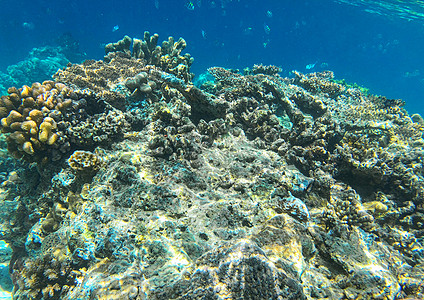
[{"x1": 0, "y1": 241, "x2": 11, "y2": 299}]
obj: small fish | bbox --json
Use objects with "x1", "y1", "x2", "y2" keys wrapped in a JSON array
[
  {"x1": 295, "y1": 21, "x2": 300, "y2": 29},
  {"x1": 266, "y1": 10, "x2": 273, "y2": 18},
  {"x1": 186, "y1": 1, "x2": 195, "y2": 10},
  {"x1": 201, "y1": 29, "x2": 207, "y2": 39},
  {"x1": 112, "y1": 25, "x2": 119, "y2": 32},
  {"x1": 243, "y1": 27, "x2": 253, "y2": 35},
  {"x1": 403, "y1": 70, "x2": 420, "y2": 78},
  {"x1": 154, "y1": 0, "x2": 159, "y2": 9},
  {"x1": 306, "y1": 62, "x2": 317, "y2": 70},
  {"x1": 264, "y1": 23, "x2": 271, "y2": 34},
  {"x1": 22, "y1": 22, "x2": 34, "y2": 30}
]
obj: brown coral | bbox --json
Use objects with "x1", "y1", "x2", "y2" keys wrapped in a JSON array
[
  {"x1": 68, "y1": 150, "x2": 103, "y2": 173},
  {"x1": 0, "y1": 81, "x2": 76, "y2": 162}
]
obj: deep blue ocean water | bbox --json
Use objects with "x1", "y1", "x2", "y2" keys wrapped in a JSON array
[{"x1": 0, "y1": 0, "x2": 423, "y2": 115}]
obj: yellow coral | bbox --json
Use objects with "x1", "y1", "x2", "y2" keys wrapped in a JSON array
[
  {"x1": 363, "y1": 201, "x2": 388, "y2": 216},
  {"x1": 28, "y1": 109, "x2": 44, "y2": 124},
  {"x1": 22, "y1": 141, "x2": 34, "y2": 155},
  {"x1": 0, "y1": 82, "x2": 74, "y2": 161},
  {"x1": 39, "y1": 121, "x2": 53, "y2": 143},
  {"x1": 38, "y1": 118, "x2": 57, "y2": 144},
  {"x1": 20, "y1": 85, "x2": 32, "y2": 98},
  {"x1": 5, "y1": 110, "x2": 23, "y2": 127},
  {"x1": 21, "y1": 120, "x2": 38, "y2": 135}
]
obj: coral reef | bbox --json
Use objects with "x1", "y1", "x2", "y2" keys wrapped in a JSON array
[
  {"x1": 6, "y1": 47, "x2": 69, "y2": 88},
  {"x1": 68, "y1": 150, "x2": 103, "y2": 174},
  {"x1": 11, "y1": 227, "x2": 78, "y2": 299},
  {"x1": 53, "y1": 53, "x2": 148, "y2": 110},
  {"x1": 0, "y1": 32, "x2": 423, "y2": 299},
  {"x1": 105, "y1": 32, "x2": 194, "y2": 82},
  {"x1": 0, "y1": 81, "x2": 76, "y2": 162},
  {"x1": 0, "y1": 41, "x2": 86, "y2": 97},
  {"x1": 244, "y1": 63, "x2": 282, "y2": 76}
]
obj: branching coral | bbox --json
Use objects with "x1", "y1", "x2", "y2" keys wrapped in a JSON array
[{"x1": 105, "y1": 31, "x2": 194, "y2": 82}]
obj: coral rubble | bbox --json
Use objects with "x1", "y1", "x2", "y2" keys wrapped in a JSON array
[{"x1": 0, "y1": 32, "x2": 423, "y2": 299}]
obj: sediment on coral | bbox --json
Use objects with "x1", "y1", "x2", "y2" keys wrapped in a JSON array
[{"x1": 0, "y1": 31, "x2": 423, "y2": 299}]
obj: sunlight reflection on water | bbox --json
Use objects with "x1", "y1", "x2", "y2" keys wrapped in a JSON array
[{"x1": 334, "y1": 0, "x2": 424, "y2": 22}]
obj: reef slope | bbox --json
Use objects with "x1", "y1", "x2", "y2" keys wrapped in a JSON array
[{"x1": 0, "y1": 34, "x2": 423, "y2": 299}]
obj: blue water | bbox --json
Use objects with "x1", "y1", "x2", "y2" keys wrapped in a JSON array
[{"x1": 0, "y1": 0, "x2": 423, "y2": 115}]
